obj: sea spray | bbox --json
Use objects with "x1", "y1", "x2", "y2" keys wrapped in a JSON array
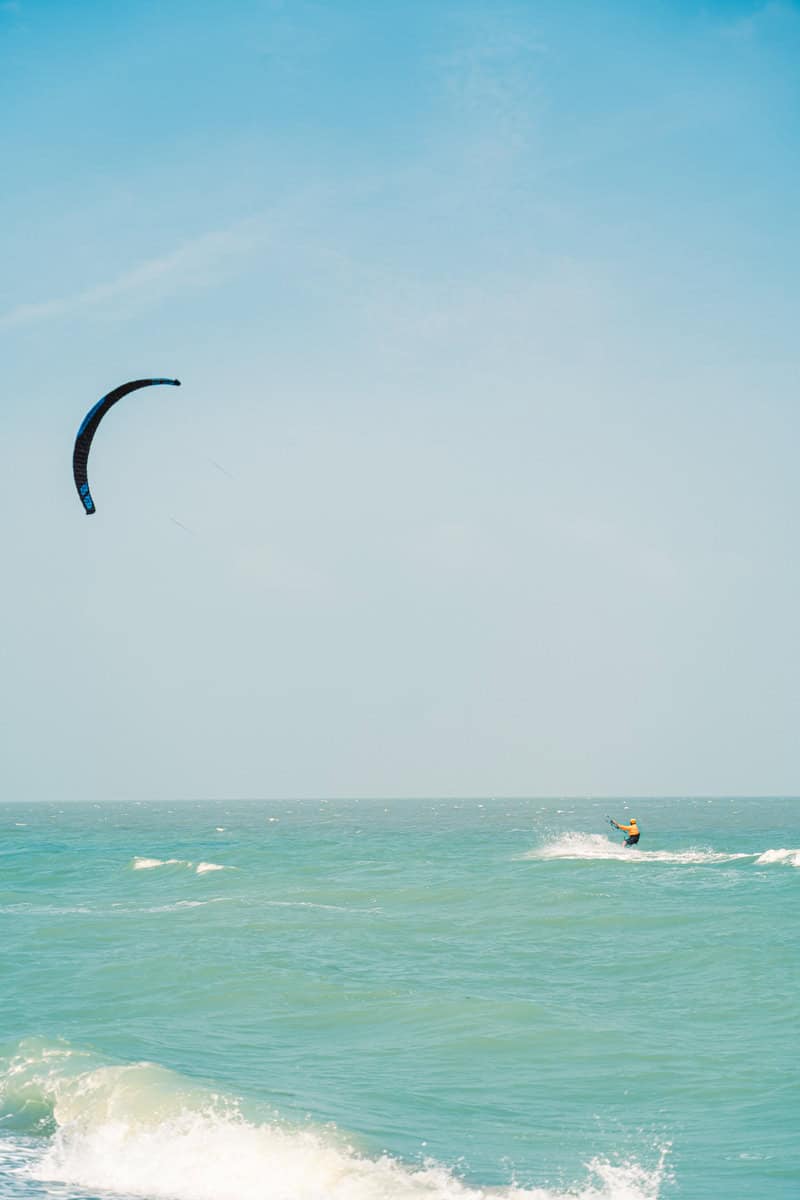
[
  {"x1": 754, "y1": 848, "x2": 800, "y2": 867},
  {"x1": 528, "y1": 833, "x2": 755, "y2": 865},
  {"x1": 2, "y1": 1042, "x2": 668, "y2": 1200}
]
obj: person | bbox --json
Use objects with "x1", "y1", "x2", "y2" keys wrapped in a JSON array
[{"x1": 610, "y1": 817, "x2": 640, "y2": 846}]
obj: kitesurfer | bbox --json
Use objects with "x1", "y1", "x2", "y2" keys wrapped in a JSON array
[{"x1": 610, "y1": 817, "x2": 640, "y2": 846}]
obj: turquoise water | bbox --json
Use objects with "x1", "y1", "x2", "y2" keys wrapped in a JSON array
[{"x1": 1, "y1": 797, "x2": 797, "y2": 1200}]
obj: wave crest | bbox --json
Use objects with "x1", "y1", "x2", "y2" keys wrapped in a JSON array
[
  {"x1": 1, "y1": 1040, "x2": 669, "y2": 1200},
  {"x1": 754, "y1": 848, "x2": 800, "y2": 867},
  {"x1": 132, "y1": 857, "x2": 189, "y2": 870},
  {"x1": 132, "y1": 857, "x2": 229, "y2": 875}
]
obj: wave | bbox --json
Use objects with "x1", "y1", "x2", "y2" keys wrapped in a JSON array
[
  {"x1": 132, "y1": 857, "x2": 190, "y2": 870},
  {"x1": 132, "y1": 857, "x2": 230, "y2": 875},
  {"x1": 0, "y1": 1040, "x2": 668, "y2": 1200},
  {"x1": 754, "y1": 848, "x2": 800, "y2": 867},
  {"x1": 264, "y1": 900, "x2": 382, "y2": 913},
  {"x1": 0, "y1": 899, "x2": 224, "y2": 918},
  {"x1": 0, "y1": 904, "x2": 95, "y2": 915},
  {"x1": 527, "y1": 833, "x2": 751, "y2": 865}
]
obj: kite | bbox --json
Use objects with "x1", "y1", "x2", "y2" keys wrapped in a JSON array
[{"x1": 73, "y1": 378, "x2": 181, "y2": 514}]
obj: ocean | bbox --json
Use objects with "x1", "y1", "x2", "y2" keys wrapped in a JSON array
[{"x1": 1, "y1": 797, "x2": 797, "y2": 1200}]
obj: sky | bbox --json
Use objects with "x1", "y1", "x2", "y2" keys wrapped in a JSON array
[{"x1": 2, "y1": 0, "x2": 800, "y2": 801}]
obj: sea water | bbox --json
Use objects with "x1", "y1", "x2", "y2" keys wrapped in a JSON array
[{"x1": 1, "y1": 797, "x2": 797, "y2": 1200}]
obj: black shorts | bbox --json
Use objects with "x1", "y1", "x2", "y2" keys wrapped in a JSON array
[{"x1": 625, "y1": 834, "x2": 640, "y2": 846}]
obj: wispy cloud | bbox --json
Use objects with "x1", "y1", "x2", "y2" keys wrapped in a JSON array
[
  {"x1": 0, "y1": 219, "x2": 277, "y2": 329},
  {"x1": 437, "y1": 12, "x2": 547, "y2": 171}
]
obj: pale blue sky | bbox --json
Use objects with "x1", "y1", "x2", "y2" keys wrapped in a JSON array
[{"x1": 2, "y1": 0, "x2": 799, "y2": 800}]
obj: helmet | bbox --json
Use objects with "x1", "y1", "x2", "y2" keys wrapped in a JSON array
[{"x1": 630, "y1": 817, "x2": 637, "y2": 824}]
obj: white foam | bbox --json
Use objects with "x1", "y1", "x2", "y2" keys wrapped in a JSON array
[
  {"x1": 265, "y1": 900, "x2": 381, "y2": 913},
  {"x1": 32, "y1": 1120, "x2": 668, "y2": 1200},
  {"x1": 527, "y1": 833, "x2": 750, "y2": 866},
  {"x1": 131, "y1": 858, "x2": 231, "y2": 875},
  {"x1": 0, "y1": 904, "x2": 94, "y2": 915},
  {"x1": 132, "y1": 857, "x2": 189, "y2": 871},
  {"x1": 755, "y1": 848, "x2": 800, "y2": 867},
  {"x1": 1, "y1": 900, "x2": 228, "y2": 918},
  {"x1": 3, "y1": 1043, "x2": 669, "y2": 1200}
]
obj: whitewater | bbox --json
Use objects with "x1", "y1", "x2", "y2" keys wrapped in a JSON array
[{"x1": 1, "y1": 797, "x2": 797, "y2": 1200}]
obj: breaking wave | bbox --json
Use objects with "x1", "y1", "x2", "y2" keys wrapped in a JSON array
[
  {"x1": 132, "y1": 857, "x2": 190, "y2": 870},
  {"x1": 0, "y1": 1040, "x2": 669, "y2": 1200},
  {"x1": 132, "y1": 857, "x2": 230, "y2": 875},
  {"x1": 754, "y1": 848, "x2": 800, "y2": 867}
]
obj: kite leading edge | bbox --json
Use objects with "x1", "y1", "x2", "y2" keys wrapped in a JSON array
[{"x1": 73, "y1": 378, "x2": 181, "y2": 515}]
